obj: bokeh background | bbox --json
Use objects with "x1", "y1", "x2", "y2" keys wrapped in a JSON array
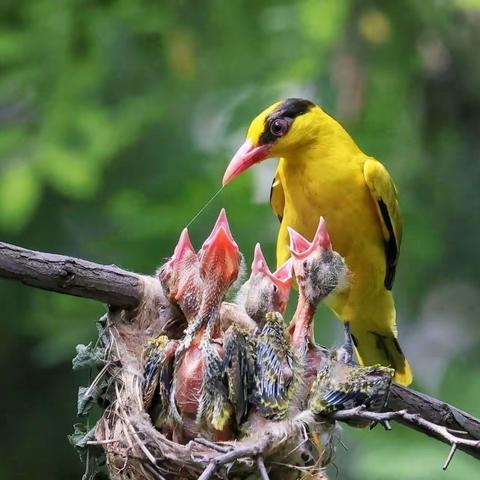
[{"x1": 1, "y1": 0, "x2": 479, "y2": 478}]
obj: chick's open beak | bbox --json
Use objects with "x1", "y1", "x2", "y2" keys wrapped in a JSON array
[
  {"x1": 200, "y1": 209, "x2": 240, "y2": 286},
  {"x1": 172, "y1": 228, "x2": 196, "y2": 261},
  {"x1": 252, "y1": 243, "x2": 292, "y2": 312},
  {"x1": 272, "y1": 259, "x2": 293, "y2": 312},
  {"x1": 288, "y1": 217, "x2": 331, "y2": 260},
  {"x1": 222, "y1": 140, "x2": 270, "y2": 186},
  {"x1": 312, "y1": 217, "x2": 332, "y2": 251},
  {"x1": 160, "y1": 227, "x2": 199, "y2": 303},
  {"x1": 251, "y1": 243, "x2": 270, "y2": 276},
  {"x1": 288, "y1": 227, "x2": 312, "y2": 259},
  {"x1": 273, "y1": 259, "x2": 293, "y2": 285}
]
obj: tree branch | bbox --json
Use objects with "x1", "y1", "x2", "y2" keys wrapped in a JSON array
[
  {"x1": 1, "y1": 239, "x2": 479, "y2": 465},
  {"x1": 385, "y1": 384, "x2": 480, "y2": 461},
  {"x1": 0, "y1": 241, "x2": 144, "y2": 309},
  {"x1": 388, "y1": 384, "x2": 480, "y2": 439},
  {"x1": 333, "y1": 406, "x2": 480, "y2": 467}
]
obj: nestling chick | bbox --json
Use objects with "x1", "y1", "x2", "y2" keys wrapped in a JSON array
[
  {"x1": 143, "y1": 229, "x2": 203, "y2": 430},
  {"x1": 288, "y1": 218, "x2": 348, "y2": 386},
  {"x1": 219, "y1": 244, "x2": 293, "y2": 427},
  {"x1": 196, "y1": 210, "x2": 241, "y2": 432},
  {"x1": 173, "y1": 209, "x2": 241, "y2": 440},
  {"x1": 220, "y1": 243, "x2": 292, "y2": 337},
  {"x1": 157, "y1": 228, "x2": 203, "y2": 322},
  {"x1": 236, "y1": 243, "x2": 293, "y2": 327},
  {"x1": 142, "y1": 335, "x2": 178, "y2": 429},
  {"x1": 221, "y1": 325, "x2": 254, "y2": 426},
  {"x1": 253, "y1": 311, "x2": 299, "y2": 420},
  {"x1": 289, "y1": 218, "x2": 347, "y2": 314},
  {"x1": 152, "y1": 287, "x2": 186, "y2": 340},
  {"x1": 310, "y1": 322, "x2": 394, "y2": 418}
]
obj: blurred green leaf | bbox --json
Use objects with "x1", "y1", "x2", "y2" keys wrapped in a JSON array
[{"x1": 0, "y1": 163, "x2": 40, "y2": 231}]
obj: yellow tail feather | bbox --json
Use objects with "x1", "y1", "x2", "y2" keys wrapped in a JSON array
[{"x1": 351, "y1": 329, "x2": 413, "y2": 386}]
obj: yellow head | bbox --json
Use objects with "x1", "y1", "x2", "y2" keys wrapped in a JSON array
[{"x1": 223, "y1": 98, "x2": 323, "y2": 185}]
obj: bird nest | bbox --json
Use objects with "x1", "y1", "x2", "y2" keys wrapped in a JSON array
[{"x1": 71, "y1": 277, "x2": 334, "y2": 480}]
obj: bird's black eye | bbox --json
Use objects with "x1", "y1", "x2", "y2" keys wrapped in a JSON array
[
  {"x1": 303, "y1": 260, "x2": 308, "y2": 269},
  {"x1": 270, "y1": 118, "x2": 289, "y2": 137},
  {"x1": 272, "y1": 284, "x2": 278, "y2": 293}
]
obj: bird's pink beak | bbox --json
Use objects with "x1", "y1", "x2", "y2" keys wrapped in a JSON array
[
  {"x1": 159, "y1": 227, "x2": 199, "y2": 302},
  {"x1": 172, "y1": 228, "x2": 196, "y2": 262},
  {"x1": 222, "y1": 140, "x2": 271, "y2": 186},
  {"x1": 200, "y1": 209, "x2": 240, "y2": 285},
  {"x1": 272, "y1": 259, "x2": 293, "y2": 312},
  {"x1": 312, "y1": 217, "x2": 331, "y2": 250},
  {"x1": 288, "y1": 217, "x2": 331, "y2": 259},
  {"x1": 273, "y1": 259, "x2": 293, "y2": 286},
  {"x1": 251, "y1": 243, "x2": 271, "y2": 276},
  {"x1": 251, "y1": 243, "x2": 292, "y2": 312},
  {"x1": 202, "y1": 209, "x2": 238, "y2": 251},
  {"x1": 288, "y1": 228, "x2": 311, "y2": 258}
]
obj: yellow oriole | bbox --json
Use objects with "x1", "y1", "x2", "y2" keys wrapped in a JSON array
[{"x1": 223, "y1": 98, "x2": 412, "y2": 385}]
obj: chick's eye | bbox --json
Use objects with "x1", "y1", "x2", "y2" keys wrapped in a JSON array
[
  {"x1": 303, "y1": 260, "x2": 308, "y2": 269},
  {"x1": 272, "y1": 284, "x2": 278, "y2": 293},
  {"x1": 270, "y1": 118, "x2": 289, "y2": 137}
]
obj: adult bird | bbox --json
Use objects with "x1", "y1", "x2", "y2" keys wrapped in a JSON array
[{"x1": 222, "y1": 98, "x2": 412, "y2": 385}]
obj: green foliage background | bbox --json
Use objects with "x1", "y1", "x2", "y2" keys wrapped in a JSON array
[{"x1": 0, "y1": 0, "x2": 479, "y2": 478}]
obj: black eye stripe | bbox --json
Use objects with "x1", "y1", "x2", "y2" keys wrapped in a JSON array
[
  {"x1": 272, "y1": 98, "x2": 315, "y2": 119},
  {"x1": 258, "y1": 98, "x2": 315, "y2": 145}
]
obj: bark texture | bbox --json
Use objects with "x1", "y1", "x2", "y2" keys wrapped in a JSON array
[{"x1": 0, "y1": 241, "x2": 144, "y2": 309}]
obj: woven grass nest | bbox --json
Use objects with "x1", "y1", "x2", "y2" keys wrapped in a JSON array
[{"x1": 72, "y1": 277, "x2": 339, "y2": 480}]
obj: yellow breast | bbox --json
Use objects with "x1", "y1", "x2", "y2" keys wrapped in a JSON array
[{"x1": 276, "y1": 149, "x2": 387, "y2": 314}]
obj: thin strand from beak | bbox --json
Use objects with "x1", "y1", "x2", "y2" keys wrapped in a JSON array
[{"x1": 185, "y1": 185, "x2": 225, "y2": 229}]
